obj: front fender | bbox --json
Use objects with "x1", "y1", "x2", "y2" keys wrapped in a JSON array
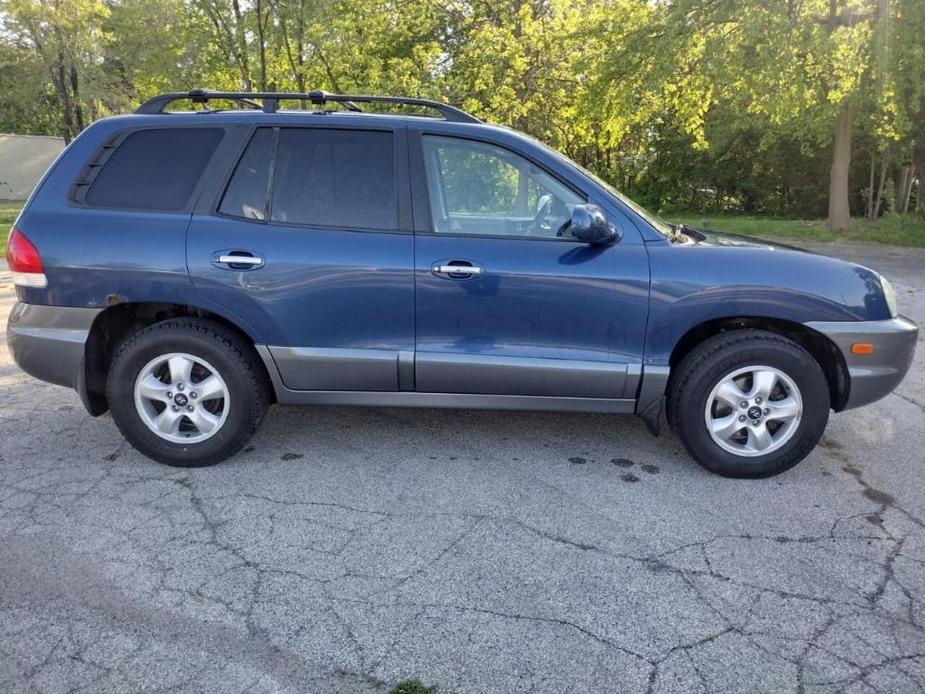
[{"x1": 644, "y1": 244, "x2": 892, "y2": 365}]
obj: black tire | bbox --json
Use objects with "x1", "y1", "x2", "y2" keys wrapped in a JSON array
[
  {"x1": 669, "y1": 330, "x2": 830, "y2": 478},
  {"x1": 106, "y1": 318, "x2": 271, "y2": 467}
]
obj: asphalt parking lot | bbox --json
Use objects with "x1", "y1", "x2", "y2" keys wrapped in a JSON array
[{"x1": 1, "y1": 242, "x2": 924, "y2": 694}]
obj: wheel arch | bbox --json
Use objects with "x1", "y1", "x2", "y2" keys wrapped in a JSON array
[
  {"x1": 82, "y1": 301, "x2": 271, "y2": 415},
  {"x1": 667, "y1": 316, "x2": 849, "y2": 412}
]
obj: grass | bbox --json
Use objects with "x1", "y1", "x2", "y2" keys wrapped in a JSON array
[
  {"x1": 388, "y1": 679, "x2": 438, "y2": 694},
  {"x1": 663, "y1": 212, "x2": 925, "y2": 247},
  {"x1": 0, "y1": 201, "x2": 22, "y2": 255}
]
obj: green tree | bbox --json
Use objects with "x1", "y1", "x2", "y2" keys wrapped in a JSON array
[
  {"x1": 0, "y1": 38, "x2": 61, "y2": 135},
  {"x1": 1, "y1": 0, "x2": 111, "y2": 142},
  {"x1": 590, "y1": 0, "x2": 895, "y2": 229}
]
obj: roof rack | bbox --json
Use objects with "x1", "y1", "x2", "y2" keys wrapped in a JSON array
[{"x1": 135, "y1": 89, "x2": 480, "y2": 124}]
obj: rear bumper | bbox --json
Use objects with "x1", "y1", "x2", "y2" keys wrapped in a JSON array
[
  {"x1": 6, "y1": 302, "x2": 102, "y2": 389},
  {"x1": 806, "y1": 316, "x2": 918, "y2": 410}
]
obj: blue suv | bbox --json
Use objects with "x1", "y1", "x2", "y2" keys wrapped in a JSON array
[{"x1": 5, "y1": 90, "x2": 918, "y2": 477}]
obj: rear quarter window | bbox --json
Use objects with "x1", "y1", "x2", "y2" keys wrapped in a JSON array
[
  {"x1": 79, "y1": 128, "x2": 224, "y2": 211},
  {"x1": 219, "y1": 127, "x2": 273, "y2": 220}
]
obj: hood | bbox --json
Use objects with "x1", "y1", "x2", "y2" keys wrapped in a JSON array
[{"x1": 676, "y1": 225, "x2": 811, "y2": 253}]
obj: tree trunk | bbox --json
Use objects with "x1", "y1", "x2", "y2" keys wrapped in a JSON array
[
  {"x1": 69, "y1": 65, "x2": 85, "y2": 133},
  {"x1": 904, "y1": 167, "x2": 915, "y2": 213},
  {"x1": 897, "y1": 164, "x2": 914, "y2": 214},
  {"x1": 256, "y1": 0, "x2": 268, "y2": 91},
  {"x1": 55, "y1": 63, "x2": 74, "y2": 143},
  {"x1": 203, "y1": 3, "x2": 252, "y2": 91},
  {"x1": 827, "y1": 103, "x2": 854, "y2": 230},
  {"x1": 315, "y1": 48, "x2": 342, "y2": 92},
  {"x1": 913, "y1": 142, "x2": 925, "y2": 218},
  {"x1": 896, "y1": 165, "x2": 908, "y2": 213},
  {"x1": 872, "y1": 148, "x2": 891, "y2": 219},
  {"x1": 231, "y1": 0, "x2": 252, "y2": 90},
  {"x1": 274, "y1": 0, "x2": 307, "y2": 99},
  {"x1": 866, "y1": 150, "x2": 875, "y2": 219}
]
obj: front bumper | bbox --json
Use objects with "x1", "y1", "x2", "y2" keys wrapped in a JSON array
[
  {"x1": 807, "y1": 316, "x2": 918, "y2": 410},
  {"x1": 6, "y1": 302, "x2": 102, "y2": 390}
]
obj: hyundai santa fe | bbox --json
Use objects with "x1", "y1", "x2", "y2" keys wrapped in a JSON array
[{"x1": 5, "y1": 89, "x2": 918, "y2": 477}]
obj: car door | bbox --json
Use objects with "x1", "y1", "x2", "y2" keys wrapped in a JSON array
[
  {"x1": 410, "y1": 129, "x2": 650, "y2": 400},
  {"x1": 187, "y1": 123, "x2": 415, "y2": 391}
]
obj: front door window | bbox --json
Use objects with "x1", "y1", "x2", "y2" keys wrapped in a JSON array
[{"x1": 422, "y1": 136, "x2": 583, "y2": 238}]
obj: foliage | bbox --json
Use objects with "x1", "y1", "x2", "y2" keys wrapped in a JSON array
[{"x1": 0, "y1": 0, "x2": 922, "y2": 226}]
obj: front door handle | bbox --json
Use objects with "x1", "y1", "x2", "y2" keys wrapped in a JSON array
[
  {"x1": 212, "y1": 250, "x2": 265, "y2": 270},
  {"x1": 431, "y1": 261, "x2": 483, "y2": 278}
]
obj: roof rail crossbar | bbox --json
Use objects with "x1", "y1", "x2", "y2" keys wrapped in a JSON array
[
  {"x1": 135, "y1": 89, "x2": 480, "y2": 123},
  {"x1": 135, "y1": 89, "x2": 263, "y2": 114}
]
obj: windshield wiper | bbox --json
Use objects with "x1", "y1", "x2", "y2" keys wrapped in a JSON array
[
  {"x1": 670, "y1": 223, "x2": 690, "y2": 243},
  {"x1": 671, "y1": 223, "x2": 704, "y2": 243}
]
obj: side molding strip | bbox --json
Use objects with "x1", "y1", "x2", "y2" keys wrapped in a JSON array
[
  {"x1": 255, "y1": 343, "x2": 638, "y2": 414},
  {"x1": 272, "y1": 388, "x2": 635, "y2": 413},
  {"x1": 269, "y1": 346, "x2": 400, "y2": 391}
]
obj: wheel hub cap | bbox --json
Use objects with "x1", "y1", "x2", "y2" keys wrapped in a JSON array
[
  {"x1": 133, "y1": 352, "x2": 230, "y2": 444},
  {"x1": 704, "y1": 365, "x2": 803, "y2": 458}
]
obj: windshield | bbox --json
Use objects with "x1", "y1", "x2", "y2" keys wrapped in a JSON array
[
  {"x1": 526, "y1": 136, "x2": 676, "y2": 238},
  {"x1": 580, "y1": 170, "x2": 676, "y2": 238}
]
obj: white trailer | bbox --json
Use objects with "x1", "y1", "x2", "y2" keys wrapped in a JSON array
[{"x1": 0, "y1": 134, "x2": 66, "y2": 201}]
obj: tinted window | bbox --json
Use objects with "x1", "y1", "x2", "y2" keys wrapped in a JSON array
[
  {"x1": 271, "y1": 129, "x2": 395, "y2": 230},
  {"x1": 219, "y1": 128, "x2": 273, "y2": 220},
  {"x1": 85, "y1": 128, "x2": 223, "y2": 210},
  {"x1": 423, "y1": 136, "x2": 583, "y2": 237}
]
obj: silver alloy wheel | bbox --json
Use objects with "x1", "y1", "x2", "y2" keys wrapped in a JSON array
[
  {"x1": 704, "y1": 365, "x2": 803, "y2": 458},
  {"x1": 133, "y1": 352, "x2": 230, "y2": 444}
]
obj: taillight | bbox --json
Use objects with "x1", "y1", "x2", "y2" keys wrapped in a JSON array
[{"x1": 6, "y1": 227, "x2": 47, "y2": 288}]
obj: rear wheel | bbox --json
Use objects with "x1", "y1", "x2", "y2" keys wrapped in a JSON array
[
  {"x1": 669, "y1": 330, "x2": 829, "y2": 478},
  {"x1": 107, "y1": 318, "x2": 270, "y2": 467}
]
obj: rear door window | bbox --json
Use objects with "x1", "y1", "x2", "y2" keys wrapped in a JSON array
[
  {"x1": 84, "y1": 127, "x2": 224, "y2": 211},
  {"x1": 270, "y1": 128, "x2": 396, "y2": 230}
]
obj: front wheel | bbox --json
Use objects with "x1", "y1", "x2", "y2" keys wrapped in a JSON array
[
  {"x1": 107, "y1": 318, "x2": 271, "y2": 467},
  {"x1": 669, "y1": 330, "x2": 830, "y2": 478}
]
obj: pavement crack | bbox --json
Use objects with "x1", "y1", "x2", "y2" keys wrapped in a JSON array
[
  {"x1": 892, "y1": 390, "x2": 925, "y2": 413},
  {"x1": 821, "y1": 436, "x2": 925, "y2": 531}
]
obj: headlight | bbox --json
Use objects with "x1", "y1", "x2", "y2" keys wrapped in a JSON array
[{"x1": 880, "y1": 276, "x2": 898, "y2": 317}]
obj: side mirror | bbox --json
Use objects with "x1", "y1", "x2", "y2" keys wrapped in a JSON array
[{"x1": 565, "y1": 204, "x2": 620, "y2": 244}]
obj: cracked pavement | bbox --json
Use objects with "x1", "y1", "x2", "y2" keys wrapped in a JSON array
[{"x1": 1, "y1": 242, "x2": 924, "y2": 694}]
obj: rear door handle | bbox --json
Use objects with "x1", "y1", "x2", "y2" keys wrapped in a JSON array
[
  {"x1": 431, "y1": 261, "x2": 483, "y2": 278},
  {"x1": 218, "y1": 255, "x2": 263, "y2": 266},
  {"x1": 212, "y1": 250, "x2": 265, "y2": 270}
]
